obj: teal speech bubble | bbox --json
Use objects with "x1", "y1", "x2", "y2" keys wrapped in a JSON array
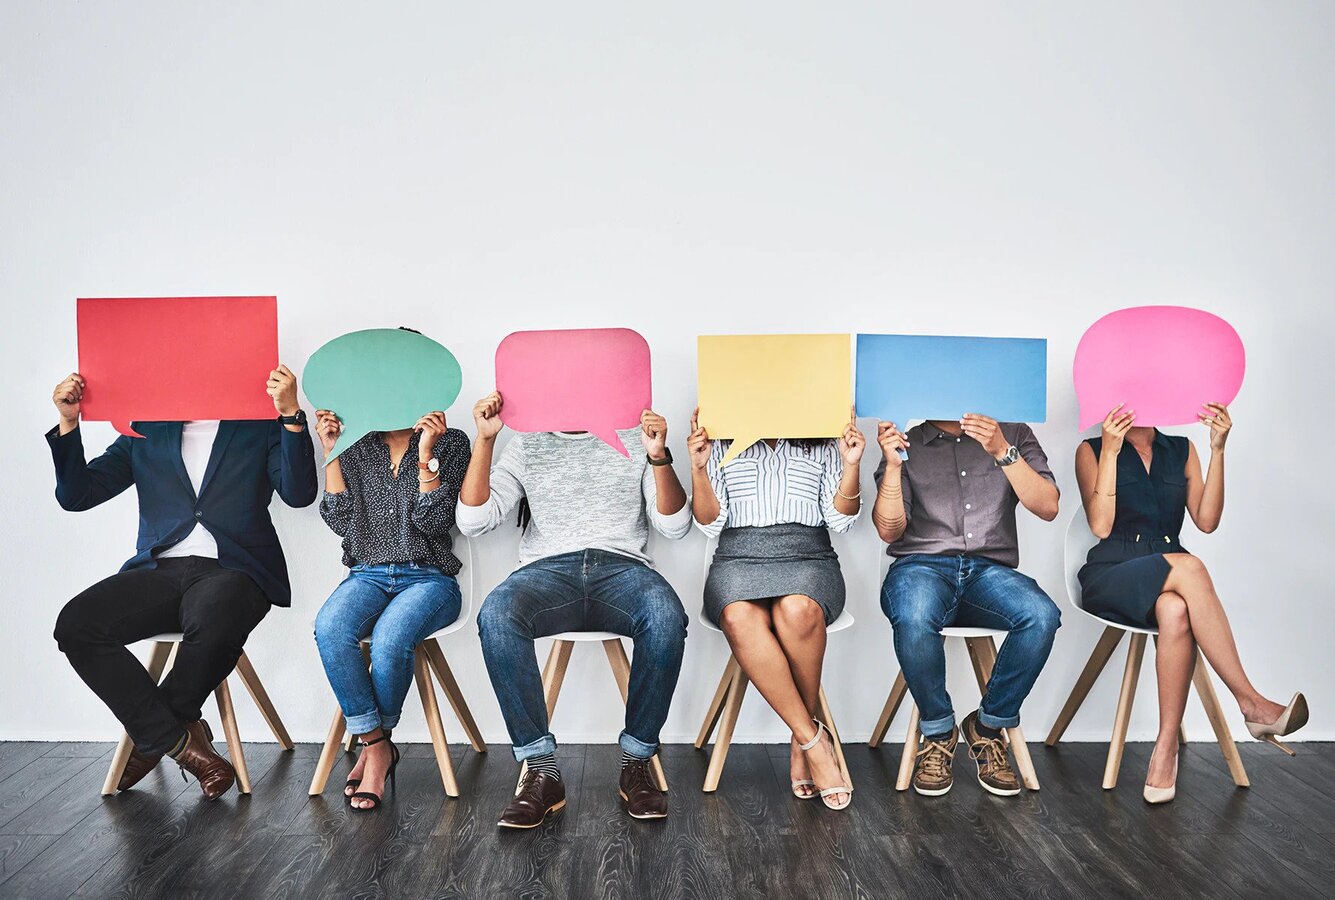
[{"x1": 303, "y1": 329, "x2": 463, "y2": 462}]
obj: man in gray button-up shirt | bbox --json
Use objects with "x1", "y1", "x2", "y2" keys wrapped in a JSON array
[{"x1": 872, "y1": 415, "x2": 1061, "y2": 799}]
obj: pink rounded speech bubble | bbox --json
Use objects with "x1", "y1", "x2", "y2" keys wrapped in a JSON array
[
  {"x1": 1074, "y1": 306, "x2": 1245, "y2": 430},
  {"x1": 495, "y1": 328, "x2": 651, "y2": 457}
]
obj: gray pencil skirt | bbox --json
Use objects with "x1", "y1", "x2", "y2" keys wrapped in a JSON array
[{"x1": 703, "y1": 523, "x2": 845, "y2": 626}]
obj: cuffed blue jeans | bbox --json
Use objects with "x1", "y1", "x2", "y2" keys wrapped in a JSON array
[
  {"x1": 314, "y1": 564, "x2": 462, "y2": 735},
  {"x1": 477, "y1": 549, "x2": 688, "y2": 762},
  {"x1": 881, "y1": 554, "x2": 1060, "y2": 734}
]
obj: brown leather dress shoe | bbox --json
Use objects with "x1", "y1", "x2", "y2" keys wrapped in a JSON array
[
  {"x1": 117, "y1": 745, "x2": 163, "y2": 792},
  {"x1": 498, "y1": 770, "x2": 566, "y2": 829},
  {"x1": 619, "y1": 758, "x2": 667, "y2": 820},
  {"x1": 173, "y1": 720, "x2": 236, "y2": 801}
]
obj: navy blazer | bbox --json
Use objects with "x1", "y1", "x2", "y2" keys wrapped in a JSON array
[{"x1": 46, "y1": 420, "x2": 318, "y2": 606}]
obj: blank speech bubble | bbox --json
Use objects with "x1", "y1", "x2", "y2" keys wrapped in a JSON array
[
  {"x1": 303, "y1": 329, "x2": 463, "y2": 462},
  {"x1": 495, "y1": 328, "x2": 651, "y2": 457},
  {"x1": 78, "y1": 296, "x2": 278, "y2": 436},
  {"x1": 1074, "y1": 306, "x2": 1245, "y2": 430},
  {"x1": 697, "y1": 334, "x2": 851, "y2": 466}
]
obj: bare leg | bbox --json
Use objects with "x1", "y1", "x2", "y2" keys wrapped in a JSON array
[
  {"x1": 1161, "y1": 554, "x2": 1284, "y2": 725},
  {"x1": 771, "y1": 595, "x2": 829, "y2": 799},
  {"x1": 720, "y1": 600, "x2": 846, "y2": 804},
  {"x1": 1148, "y1": 592, "x2": 1193, "y2": 788}
]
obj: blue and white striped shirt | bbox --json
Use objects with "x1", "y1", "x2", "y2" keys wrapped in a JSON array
[{"x1": 696, "y1": 438, "x2": 860, "y2": 538}]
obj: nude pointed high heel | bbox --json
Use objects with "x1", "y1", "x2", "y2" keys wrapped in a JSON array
[
  {"x1": 1143, "y1": 745, "x2": 1178, "y2": 805},
  {"x1": 1245, "y1": 692, "x2": 1308, "y2": 757}
]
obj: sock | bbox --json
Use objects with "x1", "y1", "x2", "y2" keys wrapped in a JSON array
[
  {"x1": 973, "y1": 719, "x2": 1003, "y2": 741},
  {"x1": 922, "y1": 730, "x2": 954, "y2": 744},
  {"x1": 620, "y1": 749, "x2": 650, "y2": 768},
  {"x1": 165, "y1": 730, "x2": 189, "y2": 760},
  {"x1": 527, "y1": 753, "x2": 561, "y2": 781}
]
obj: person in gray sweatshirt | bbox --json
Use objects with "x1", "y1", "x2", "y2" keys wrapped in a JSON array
[{"x1": 457, "y1": 391, "x2": 691, "y2": 828}]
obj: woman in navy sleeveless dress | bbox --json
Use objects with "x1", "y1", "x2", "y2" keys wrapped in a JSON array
[{"x1": 1075, "y1": 403, "x2": 1307, "y2": 804}]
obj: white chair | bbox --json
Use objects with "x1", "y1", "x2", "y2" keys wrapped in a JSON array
[
  {"x1": 693, "y1": 537, "x2": 854, "y2": 793},
  {"x1": 867, "y1": 552, "x2": 1041, "y2": 792},
  {"x1": 102, "y1": 637, "x2": 292, "y2": 796},
  {"x1": 1043, "y1": 511, "x2": 1248, "y2": 789},
  {"x1": 308, "y1": 535, "x2": 488, "y2": 798}
]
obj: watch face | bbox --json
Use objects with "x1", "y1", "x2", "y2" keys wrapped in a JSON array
[{"x1": 428, "y1": 457, "x2": 440, "y2": 473}]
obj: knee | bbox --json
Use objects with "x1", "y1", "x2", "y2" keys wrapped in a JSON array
[
  {"x1": 52, "y1": 599, "x2": 88, "y2": 650},
  {"x1": 476, "y1": 589, "x2": 520, "y2": 639},
  {"x1": 368, "y1": 629, "x2": 417, "y2": 671},
  {"x1": 313, "y1": 603, "x2": 349, "y2": 650},
  {"x1": 1155, "y1": 592, "x2": 1190, "y2": 635},
  {"x1": 773, "y1": 595, "x2": 825, "y2": 637},
  {"x1": 887, "y1": 595, "x2": 940, "y2": 635},
  {"x1": 638, "y1": 591, "x2": 687, "y2": 643},
  {"x1": 719, "y1": 601, "x2": 765, "y2": 636},
  {"x1": 1169, "y1": 554, "x2": 1208, "y2": 582},
  {"x1": 1023, "y1": 598, "x2": 1062, "y2": 638}
]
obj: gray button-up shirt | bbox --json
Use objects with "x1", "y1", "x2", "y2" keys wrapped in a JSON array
[{"x1": 874, "y1": 422, "x2": 1055, "y2": 568}]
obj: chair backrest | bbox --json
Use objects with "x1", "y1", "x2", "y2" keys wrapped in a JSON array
[
  {"x1": 455, "y1": 530, "x2": 477, "y2": 625},
  {"x1": 1062, "y1": 509, "x2": 1100, "y2": 613}
]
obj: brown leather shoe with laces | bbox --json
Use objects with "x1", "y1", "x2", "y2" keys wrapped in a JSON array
[
  {"x1": 173, "y1": 720, "x2": 236, "y2": 801},
  {"x1": 962, "y1": 710, "x2": 1020, "y2": 797},
  {"x1": 498, "y1": 770, "x2": 566, "y2": 829},
  {"x1": 117, "y1": 745, "x2": 162, "y2": 792},
  {"x1": 619, "y1": 758, "x2": 667, "y2": 820},
  {"x1": 912, "y1": 726, "x2": 957, "y2": 796}
]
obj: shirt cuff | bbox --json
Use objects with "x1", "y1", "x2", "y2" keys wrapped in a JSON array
[
  {"x1": 454, "y1": 498, "x2": 496, "y2": 535},
  {"x1": 650, "y1": 502, "x2": 692, "y2": 539},
  {"x1": 825, "y1": 507, "x2": 861, "y2": 534}
]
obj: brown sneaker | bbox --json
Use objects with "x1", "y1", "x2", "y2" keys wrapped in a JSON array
[
  {"x1": 498, "y1": 770, "x2": 566, "y2": 829},
  {"x1": 619, "y1": 758, "x2": 667, "y2": 820},
  {"x1": 962, "y1": 710, "x2": 1021, "y2": 797},
  {"x1": 173, "y1": 720, "x2": 236, "y2": 801},
  {"x1": 116, "y1": 745, "x2": 162, "y2": 792},
  {"x1": 912, "y1": 726, "x2": 957, "y2": 796}
]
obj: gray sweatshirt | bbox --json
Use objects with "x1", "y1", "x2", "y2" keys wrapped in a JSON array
[{"x1": 455, "y1": 429, "x2": 691, "y2": 566}]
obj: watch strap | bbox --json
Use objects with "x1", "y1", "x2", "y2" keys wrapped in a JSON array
[
  {"x1": 647, "y1": 448, "x2": 674, "y2": 466},
  {"x1": 278, "y1": 410, "x2": 306, "y2": 426}
]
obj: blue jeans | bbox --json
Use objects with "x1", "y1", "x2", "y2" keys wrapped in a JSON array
[
  {"x1": 314, "y1": 564, "x2": 462, "y2": 734},
  {"x1": 477, "y1": 549, "x2": 688, "y2": 762},
  {"x1": 881, "y1": 554, "x2": 1060, "y2": 734}
]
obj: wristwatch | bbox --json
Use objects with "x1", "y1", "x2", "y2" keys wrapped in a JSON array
[
  {"x1": 418, "y1": 457, "x2": 440, "y2": 474},
  {"x1": 278, "y1": 410, "x2": 307, "y2": 427},
  {"x1": 995, "y1": 445, "x2": 1020, "y2": 467},
  {"x1": 647, "y1": 448, "x2": 674, "y2": 467}
]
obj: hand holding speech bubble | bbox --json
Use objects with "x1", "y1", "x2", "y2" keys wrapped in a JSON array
[
  {"x1": 77, "y1": 296, "x2": 279, "y2": 435},
  {"x1": 855, "y1": 334, "x2": 1047, "y2": 431},
  {"x1": 1073, "y1": 306, "x2": 1244, "y2": 430},
  {"x1": 697, "y1": 334, "x2": 851, "y2": 466},
  {"x1": 495, "y1": 328, "x2": 651, "y2": 457},
  {"x1": 303, "y1": 329, "x2": 463, "y2": 461}
]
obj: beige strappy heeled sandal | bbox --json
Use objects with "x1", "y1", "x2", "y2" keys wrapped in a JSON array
[{"x1": 798, "y1": 720, "x2": 853, "y2": 811}]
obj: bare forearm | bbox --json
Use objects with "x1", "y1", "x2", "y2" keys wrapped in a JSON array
[
  {"x1": 460, "y1": 437, "x2": 495, "y2": 506},
  {"x1": 1198, "y1": 449, "x2": 1225, "y2": 530},
  {"x1": 690, "y1": 467, "x2": 720, "y2": 525},
  {"x1": 653, "y1": 464, "x2": 687, "y2": 515},
  {"x1": 872, "y1": 470, "x2": 907, "y2": 542},
  {"x1": 1003, "y1": 459, "x2": 1059, "y2": 521},
  {"x1": 833, "y1": 463, "x2": 861, "y2": 516},
  {"x1": 323, "y1": 457, "x2": 347, "y2": 494}
]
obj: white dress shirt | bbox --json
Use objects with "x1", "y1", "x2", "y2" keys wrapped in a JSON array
[
  {"x1": 157, "y1": 420, "x2": 221, "y2": 559},
  {"x1": 696, "y1": 438, "x2": 859, "y2": 538}
]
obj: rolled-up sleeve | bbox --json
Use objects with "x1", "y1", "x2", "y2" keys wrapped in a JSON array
[
  {"x1": 319, "y1": 490, "x2": 355, "y2": 537},
  {"x1": 411, "y1": 431, "x2": 471, "y2": 536},
  {"x1": 694, "y1": 440, "x2": 730, "y2": 538},
  {"x1": 818, "y1": 442, "x2": 860, "y2": 533},
  {"x1": 642, "y1": 463, "x2": 691, "y2": 539},
  {"x1": 1015, "y1": 424, "x2": 1057, "y2": 490},
  {"x1": 456, "y1": 434, "x2": 526, "y2": 536}
]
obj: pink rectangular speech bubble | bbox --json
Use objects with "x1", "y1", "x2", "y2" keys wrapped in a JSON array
[
  {"x1": 495, "y1": 328, "x2": 651, "y2": 456},
  {"x1": 1074, "y1": 306, "x2": 1245, "y2": 429}
]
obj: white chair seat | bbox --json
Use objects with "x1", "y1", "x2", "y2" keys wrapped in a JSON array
[
  {"x1": 549, "y1": 630, "x2": 623, "y2": 642},
  {"x1": 142, "y1": 632, "x2": 185, "y2": 642},
  {"x1": 940, "y1": 625, "x2": 1005, "y2": 639},
  {"x1": 697, "y1": 608, "x2": 855, "y2": 636}
]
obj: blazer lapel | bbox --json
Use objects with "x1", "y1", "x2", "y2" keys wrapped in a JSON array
[
  {"x1": 197, "y1": 421, "x2": 237, "y2": 499},
  {"x1": 164, "y1": 422, "x2": 195, "y2": 500}
]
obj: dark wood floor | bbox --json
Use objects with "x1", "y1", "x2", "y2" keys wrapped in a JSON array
[{"x1": 0, "y1": 739, "x2": 1330, "y2": 899}]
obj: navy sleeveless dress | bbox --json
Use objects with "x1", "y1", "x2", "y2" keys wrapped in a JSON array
[{"x1": 1077, "y1": 431, "x2": 1191, "y2": 628}]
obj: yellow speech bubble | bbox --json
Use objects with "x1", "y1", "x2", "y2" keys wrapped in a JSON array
[{"x1": 697, "y1": 334, "x2": 851, "y2": 465}]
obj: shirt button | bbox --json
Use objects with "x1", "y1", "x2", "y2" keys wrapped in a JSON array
[
  {"x1": 961, "y1": 471, "x2": 967, "y2": 477},
  {"x1": 965, "y1": 504, "x2": 972, "y2": 510},
  {"x1": 967, "y1": 532, "x2": 973, "y2": 539}
]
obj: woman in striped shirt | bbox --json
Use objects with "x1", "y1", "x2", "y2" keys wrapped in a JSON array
[{"x1": 687, "y1": 408, "x2": 865, "y2": 811}]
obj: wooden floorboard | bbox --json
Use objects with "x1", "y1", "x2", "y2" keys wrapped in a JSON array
[{"x1": 0, "y1": 740, "x2": 1328, "y2": 899}]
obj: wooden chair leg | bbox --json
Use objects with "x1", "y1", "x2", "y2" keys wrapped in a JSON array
[
  {"x1": 816, "y1": 686, "x2": 851, "y2": 788},
  {"x1": 602, "y1": 638, "x2": 668, "y2": 792},
  {"x1": 308, "y1": 708, "x2": 348, "y2": 795},
  {"x1": 703, "y1": 667, "x2": 748, "y2": 793},
  {"x1": 1103, "y1": 632, "x2": 1147, "y2": 789},
  {"x1": 215, "y1": 676, "x2": 251, "y2": 794},
  {"x1": 422, "y1": 639, "x2": 487, "y2": 754},
  {"x1": 975, "y1": 637, "x2": 1039, "y2": 790},
  {"x1": 103, "y1": 640, "x2": 175, "y2": 795},
  {"x1": 1045, "y1": 626, "x2": 1124, "y2": 746},
  {"x1": 868, "y1": 671, "x2": 908, "y2": 748},
  {"x1": 414, "y1": 649, "x2": 459, "y2": 797},
  {"x1": 695, "y1": 656, "x2": 740, "y2": 749},
  {"x1": 895, "y1": 705, "x2": 921, "y2": 791},
  {"x1": 1192, "y1": 650, "x2": 1249, "y2": 787},
  {"x1": 233, "y1": 652, "x2": 293, "y2": 750}
]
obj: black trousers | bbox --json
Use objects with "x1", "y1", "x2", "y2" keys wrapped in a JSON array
[{"x1": 54, "y1": 557, "x2": 270, "y2": 755}]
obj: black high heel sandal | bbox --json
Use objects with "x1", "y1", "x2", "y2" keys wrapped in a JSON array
[
  {"x1": 344, "y1": 729, "x2": 392, "y2": 804},
  {"x1": 349, "y1": 734, "x2": 400, "y2": 812}
]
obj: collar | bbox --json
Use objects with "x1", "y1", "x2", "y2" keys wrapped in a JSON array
[{"x1": 919, "y1": 422, "x2": 955, "y2": 444}]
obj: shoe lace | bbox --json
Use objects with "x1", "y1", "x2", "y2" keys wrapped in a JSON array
[
  {"x1": 968, "y1": 737, "x2": 1011, "y2": 776},
  {"x1": 916, "y1": 737, "x2": 955, "y2": 778},
  {"x1": 623, "y1": 759, "x2": 653, "y2": 791}
]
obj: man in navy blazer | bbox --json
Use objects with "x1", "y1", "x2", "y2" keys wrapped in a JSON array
[{"x1": 47, "y1": 367, "x2": 317, "y2": 799}]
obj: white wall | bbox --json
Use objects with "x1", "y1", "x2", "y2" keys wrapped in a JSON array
[{"x1": 2, "y1": 1, "x2": 1332, "y2": 746}]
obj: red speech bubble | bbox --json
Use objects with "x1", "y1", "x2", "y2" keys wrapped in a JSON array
[
  {"x1": 495, "y1": 328, "x2": 651, "y2": 457},
  {"x1": 77, "y1": 296, "x2": 279, "y2": 435},
  {"x1": 1073, "y1": 306, "x2": 1245, "y2": 430}
]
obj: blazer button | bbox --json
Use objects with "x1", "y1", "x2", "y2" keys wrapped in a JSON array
[{"x1": 195, "y1": 511, "x2": 202, "y2": 518}]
